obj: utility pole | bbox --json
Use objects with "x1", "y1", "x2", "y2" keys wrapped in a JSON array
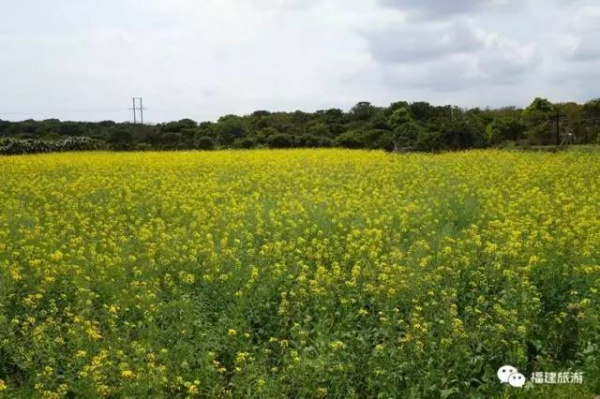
[
  {"x1": 140, "y1": 97, "x2": 144, "y2": 124},
  {"x1": 549, "y1": 110, "x2": 567, "y2": 147},
  {"x1": 128, "y1": 97, "x2": 147, "y2": 124},
  {"x1": 129, "y1": 98, "x2": 137, "y2": 124}
]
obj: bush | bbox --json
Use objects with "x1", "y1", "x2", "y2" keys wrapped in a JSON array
[
  {"x1": 0, "y1": 137, "x2": 105, "y2": 155},
  {"x1": 0, "y1": 138, "x2": 53, "y2": 155},
  {"x1": 195, "y1": 136, "x2": 216, "y2": 150},
  {"x1": 266, "y1": 133, "x2": 295, "y2": 148},
  {"x1": 232, "y1": 137, "x2": 257, "y2": 149},
  {"x1": 296, "y1": 134, "x2": 333, "y2": 148},
  {"x1": 59, "y1": 136, "x2": 106, "y2": 151},
  {"x1": 334, "y1": 130, "x2": 365, "y2": 149}
]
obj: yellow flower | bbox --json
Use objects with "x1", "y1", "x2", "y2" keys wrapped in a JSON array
[
  {"x1": 188, "y1": 384, "x2": 199, "y2": 395},
  {"x1": 49, "y1": 250, "x2": 64, "y2": 262},
  {"x1": 75, "y1": 350, "x2": 87, "y2": 358},
  {"x1": 1, "y1": 149, "x2": 599, "y2": 396},
  {"x1": 121, "y1": 370, "x2": 135, "y2": 378},
  {"x1": 329, "y1": 340, "x2": 346, "y2": 351}
]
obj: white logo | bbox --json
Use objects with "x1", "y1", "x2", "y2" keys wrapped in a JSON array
[
  {"x1": 497, "y1": 365, "x2": 584, "y2": 388},
  {"x1": 497, "y1": 365, "x2": 525, "y2": 388},
  {"x1": 508, "y1": 372, "x2": 526, "y2": 388}
]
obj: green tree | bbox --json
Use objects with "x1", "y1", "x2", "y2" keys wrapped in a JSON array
[
  {"x1": 583, "y1": 99, "x2": 600, "y2": 143},
  {"x1": 583, "y1": 99, "x2": 600, "y2": 118},
  {"x1": 368, "y1": 112, "x2": 390, "y2": 130},
  {"x1": 262, "y1": 113, "x2": 292, "y2": 133},
  {"x1": 388, "y1": 107, "x2": 413, "y2": 130},
  {"x1": 393, "y1": 122, "x2": 423, "y2": 148},
  {"x1": 384, "y1": 101, "x2": 409, "y2": 118},
  {"x1": 415, "y1": 129, "x2": 441, "y2": 152},
  {"x1": 365, "y1": 129, "x2": 395, "y2": 150},
  {"x1": 523, "y1": 98, "x2": 556, "y2": 145},
  {"x1": 438, "y1": 118, "x2": 485, "y2": 150},
  {"x1": 107, "y1": 125, "x2": 134, "y2": 150},
  {"x1": 486, "y1": 117, "x2": 527, "y2": 145},
  {"x1": 195, "y1": 136, "x2": 215, "y2": 150},
  {"x1": 256, "y1": 127, "x2": 280, "y2": 144},
  {"x1": 524, "y1": 97, "x2": 555, "y2": 116},
  {"x1": 335, "y1": 130, "x2": 365, "y2": 149},
  {"x1": 232, "y1": 137, "x2": 257, "y2": 149},
  {"x1": 296, "y1": 134, "x2": 331, "y2": 148},
  {"x1": 409, "y1": 102, "x2": 434, "y2": 122},
  {"x1": 266, "y1": 133, "x2": 295, "y2": 148},
  {"x1": 349, "y1": 101, "x2": 376, "y2": 121},
  {"x1": 306, "y1": 121, "x2": 330, "y2": 137},
  {"x1": 214, "y1": 115, "x2": 248, "y2": 146}
]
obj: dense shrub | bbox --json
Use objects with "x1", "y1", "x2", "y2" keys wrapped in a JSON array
[{"x1": 0, "y1": 137, "x2": 105, "y2": 155}]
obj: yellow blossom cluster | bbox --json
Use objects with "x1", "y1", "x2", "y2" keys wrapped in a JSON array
[{"x1": 0, "y1": 149, "x2": 598, "y2": 398}]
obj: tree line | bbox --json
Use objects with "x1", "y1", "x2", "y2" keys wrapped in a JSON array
[{"x1": 1, "y1": 98, "x2": 599, "y2": 155}]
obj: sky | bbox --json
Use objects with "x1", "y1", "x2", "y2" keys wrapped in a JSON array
[{"x1": 1, "y1": 0, "x2": 599, "y2": 123}]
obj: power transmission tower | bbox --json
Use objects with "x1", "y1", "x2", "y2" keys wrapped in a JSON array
[{"x1": 128, "y1": 97, "x2": 147, "y2": 124}]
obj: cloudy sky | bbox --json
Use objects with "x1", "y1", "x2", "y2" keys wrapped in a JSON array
[{"x1": 1, "y1": 0, "x2": 598, "y2": 123}]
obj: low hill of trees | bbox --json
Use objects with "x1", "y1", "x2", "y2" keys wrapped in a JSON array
[{"x1": 1, "y1": 98, "x2": 599, "y2": 155}]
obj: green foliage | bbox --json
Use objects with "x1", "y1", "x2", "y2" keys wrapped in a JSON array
[
  {"x1": 1, "y1": 98, "x2": 599, "y2": 155},
  {"x1": 388, "y1": 107, "x2": 413, "y2": 130},
  {"x1": 305, "y1": 121, "x2": 330, "y2": 137},
  {"x1": 524, "y1": 97, "x2": 556, "y2": 116},
  {"x1": 266, "y1": 133, "x2": 295, "y2": 148},
  {"x1": 334, "y1": 130, "x2": 365, "y2": 149},
  {"x1": 232, "y1": 137, "x2": 257, "y2": 149},
  {"x1": 194, "y1": 136, "x2": 216, "y2": 150},
  {"x1": 0, "y1": 137, "x2": 53, "y2": 154},
  {"x1": 437, "y1": 118, "x2": 486, "y2": 150},
  {"x1": 487, "y1": 117, "x2": 528, "y2": 145},
  {"x1": 0, "y1": 136, "x2": 105, "y2": 155},
  {"x1": 409, "y1": 101, "x2": 436, "y2": 122},
  {"x1": 394, "y1": 121, "x2": 423, "y2": 149},
  {"x1": 416, "y1": 128, "x2": 442, "y2": 152},
  {"x1": 214, "y1": 115, "x2": 248, "y2": 146},
  {"x1": 296, "y1": 134, "x2": 332, "y2": 148},
  {"x1": 363, "y1": 129, "x2": 394, "y2": 150}
]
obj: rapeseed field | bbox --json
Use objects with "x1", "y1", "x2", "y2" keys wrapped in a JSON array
[{"x1": 0, "y1": 149, "x2": 599, "y2": 398}]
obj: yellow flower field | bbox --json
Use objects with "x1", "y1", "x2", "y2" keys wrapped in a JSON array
[{"x1": 0, "y1": 149, "x2": 599, "y2": 398}]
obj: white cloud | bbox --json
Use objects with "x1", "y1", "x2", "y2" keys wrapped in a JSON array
[
  {"x1": 378, "y1": 0, "x2": 523, "y2": 18},
  {"x1": 364, "y1": 19, "x2": 540, "y2": 92},
  {"x1": 565, "y1": 37, "x2": 600, "y2": 62},
  {"x1": 559, "y1": 5, "x2": 600, "y2": 62},
  {"x1": 365, "y1": 22, "x2": 483, "y2": 64},
  {"x1": 478, "y1": 33, "x2": 540, "y2": 81},
  {"x1": 0, "y1": 0, "x2": 598, "y2": 121},
  {"x1": 379, "y1": 54, "x2": 481, "y2": 91}
]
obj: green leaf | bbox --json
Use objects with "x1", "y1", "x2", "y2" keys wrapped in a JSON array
[{"x1": 441, "y1": 387, "x2": 459, "y2": 399}]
